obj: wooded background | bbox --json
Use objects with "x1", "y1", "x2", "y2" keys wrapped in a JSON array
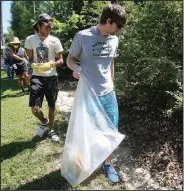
[{"x1": 5, "y1": 0, "x2": 182, "y2": 120}]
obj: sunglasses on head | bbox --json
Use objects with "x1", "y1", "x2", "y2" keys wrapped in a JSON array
[
  {"x1": 40, "y1": 17, "x2": 53, "y2": 23},
  {"x1": 41, "y1": 19, "x2": 53, "y2": 28}
]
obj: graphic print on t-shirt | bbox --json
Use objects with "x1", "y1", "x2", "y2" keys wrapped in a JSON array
[
  {"x1": 92, "y1": 41, "x2": 113, "y2": 57},
  {"x1": 36, "y1": 47, "x2": 49, "y2": 63}
]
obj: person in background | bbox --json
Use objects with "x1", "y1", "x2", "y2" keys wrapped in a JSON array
[
  {"x1": 3, "y1": 44, "x2": 14, "y2": 80},
  {"x1": 25, "y1": 13, "x2": 64, "y2": 142},
  {"x1": 67, "y1": 4, "x2": 126, "y2": 184},
  {"x1": 10, "y1": 37, "x2": 30, "y2": 95}
]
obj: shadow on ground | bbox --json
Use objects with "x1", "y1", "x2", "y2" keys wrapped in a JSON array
[
  {"x1": 1, "y1": 136, "x2": 48, "y2": 162},
  {"x1": 14, "y1": 170, "x2": 71, "y2": 190},
  {"x1": 13, "y1": 165, "x2": 105, "y2": 190},
  {"x1": 54, "y1": 110, "x2": 70, "y2": 139},
  {"x1": 117, "y1": 102, "x2": 183, "y2": 189}
]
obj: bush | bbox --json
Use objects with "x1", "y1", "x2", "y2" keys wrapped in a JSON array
[{"x1": 115, "y1": 1, "x2": 182, "y2": 117}]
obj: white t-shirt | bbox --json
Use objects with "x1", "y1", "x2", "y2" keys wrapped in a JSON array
[{"x1": 25, "y1": 33, "x2": 63, "y2": 77}]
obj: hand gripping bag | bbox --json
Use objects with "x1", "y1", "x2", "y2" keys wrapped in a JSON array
[{"x1": 61, "y1": 74, "x2": 125, "y2": 187}]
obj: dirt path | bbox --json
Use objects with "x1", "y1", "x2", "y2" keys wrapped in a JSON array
[{"x1": 55, "y1": 82, "x2": 170, "y2": 190}]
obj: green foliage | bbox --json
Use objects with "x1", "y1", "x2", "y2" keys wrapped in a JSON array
[
  {"x1": 116, "y1": 1, "x2": 182, "y2": 115},
  {"x1": 52, "y1": 13, "x2": 81, "y2": 65},
  {"x1": 4, "y1": 28, "x2": 15, "y2": 44},
  {"x1": 79, "y1": 1, "x2": 108, "y2": 29},
  {"x1": 7, "y1": 0, "x2": 183, "y2": 118},
  {"x1": 72, "y1": 0, "x2": 84, "y2": 14},
  {"x1": 10, "y1": 1, "x2": 25, "y2": 39},
  {"x1": 39, "y1": 1, "x2": 72, "y2": 20},
  {"x1": 19, "y1": 9, "x2": 35, "y2": 38},
  {"x1": 10, "y1": 1, "x2": 45, "y2": 40}
]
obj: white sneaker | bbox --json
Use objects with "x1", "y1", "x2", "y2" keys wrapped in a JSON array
[
  {"x1": 36, "y1": 118, "x2": 49, "y2": 137},
  {"x1": 36, "y1": 126, "x2": 45, "y2": 137},
  {"x1": 48, "y1": 130, "x2": 60, "y2": 142}
]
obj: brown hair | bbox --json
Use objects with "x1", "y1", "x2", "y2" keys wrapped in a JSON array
[
  {"x1": 99, "y1": 4, "x2": 126, "y2": 29},
  {"x1": 33, "y1": 22, "x2": 43, "y2": 33}
]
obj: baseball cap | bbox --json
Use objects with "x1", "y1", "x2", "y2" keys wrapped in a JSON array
[{"x1": 33, "y1": 13, "x2": 53, "y2": 30}]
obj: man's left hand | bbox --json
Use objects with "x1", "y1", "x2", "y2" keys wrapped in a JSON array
[{"x1": 73, "y1": 71, "x2": 80, "y2": 79}]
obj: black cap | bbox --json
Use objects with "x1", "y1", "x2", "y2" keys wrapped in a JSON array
[{"x1": 33, "y1": 13, "x2": 53, "y2": 30}]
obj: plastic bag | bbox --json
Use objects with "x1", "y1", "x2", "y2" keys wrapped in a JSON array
[{"x1": 61, "y1": 75, "x2": 125, "y2": 187}]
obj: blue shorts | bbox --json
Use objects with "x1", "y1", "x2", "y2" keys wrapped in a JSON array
[{"x1": 98, "y1": 90, "x2": 119, "y2": 129}]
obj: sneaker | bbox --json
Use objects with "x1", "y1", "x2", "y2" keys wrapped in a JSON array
[
  {"x1": 103, "y1": 162, "x2": 120, "y2": 184},
  {"x1": 48, "y1": 130, "x2": 60, "y2": 142},
  {"x1": 36, "y1": 118, "x2": 49, "y2": 137}
]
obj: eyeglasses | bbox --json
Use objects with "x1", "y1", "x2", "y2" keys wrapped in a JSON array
[{"x1": 42, "y1": 20, "x2": 53, "y2": 28}]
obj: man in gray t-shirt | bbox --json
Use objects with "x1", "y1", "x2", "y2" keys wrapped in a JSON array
[{"x1": 67, "y1": 4, "x2": 126, "y2": 184}]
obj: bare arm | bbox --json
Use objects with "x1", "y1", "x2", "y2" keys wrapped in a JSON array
[
  {"x1": 67, "y1": 53, "x2": 82, "y2": 79},
  {"x1": 67, "y1": 53, "x2": 80, "y2": 71},
  {"x1": 25, "y1": 49, "x2": 33, "y2": 64},
  {"x1": 10, "y1": 48, "x2": 26, "y2": 62},
  {"x1": 24, "y1": 49, "x2": 29, "y2": 60},
  {"x1": 55, "y1": 52, "x2": 64, "y2": 68},
  {"x1": 111, "y1": 59, "x2": 115, "y2": 86}
]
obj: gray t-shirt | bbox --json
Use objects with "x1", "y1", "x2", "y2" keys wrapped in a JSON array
[{"x1": 69, "y1": 27, "x2": 119, "y2": 96}]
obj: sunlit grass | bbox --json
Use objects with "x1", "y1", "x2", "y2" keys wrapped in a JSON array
[{"x1": 1, "y1": 69, "x2": 69, "y2": 190}]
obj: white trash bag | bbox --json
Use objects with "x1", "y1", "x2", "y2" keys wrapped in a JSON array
[{"x1": 61, "y1": 75, "x2": 125, "y2": 187}]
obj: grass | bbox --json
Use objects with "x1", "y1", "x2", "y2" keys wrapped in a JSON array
[{"x1": 1, "y1": 69, "x2": 70, "y2": 190}]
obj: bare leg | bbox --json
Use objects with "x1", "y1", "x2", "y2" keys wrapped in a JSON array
[
  {"x1": 17, "y1": 75, "x2": 24, "y2": 87},
  {"x1": 47, "y1": 107, "x2": 59, "y2": 141},
  {"x1": 48, "y1": 107, "x2": 55, "y2": 130},
  {"x1": 105, "y1": 154, "x2": 112, "y2": 164},
  {"x1": 31, "y1": 106, "x2": 47, "y2": 124},
  {"x1": 23, "y1": 71, "x2": 30, "y2": 86}
]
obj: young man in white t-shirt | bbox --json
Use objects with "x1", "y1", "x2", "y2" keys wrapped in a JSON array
[{"x1": 25, "y1": 13, "x2": 63, "y2": 142}]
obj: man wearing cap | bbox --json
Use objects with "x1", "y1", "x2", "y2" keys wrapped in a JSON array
[{"x1": 25, "y1": 13, "x2": 64, "y2": 142}]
